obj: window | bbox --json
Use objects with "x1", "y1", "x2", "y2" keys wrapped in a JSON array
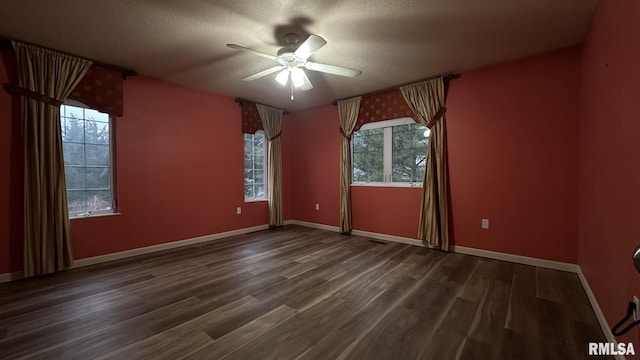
[
  {"x1": 352, "y1": 117, "x2": 429, "y2": 186},
  {"x1": 244, "y1": 132, "x2": 267, "y2": 201},
  {"x1": 60, "y1": 102, "x2": 116, "y2": 216}
]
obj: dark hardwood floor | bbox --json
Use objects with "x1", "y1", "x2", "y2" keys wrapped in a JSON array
[{"x1": 0, "y1": 225, "x2": 609, "y2": 359}]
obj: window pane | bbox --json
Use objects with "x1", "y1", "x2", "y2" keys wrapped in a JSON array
[
  {"x1": 244, "y1": 154, "x2": 254, "y2": 169},
  {"x1": 255, "y1": 185, "x2": 265, "y2": 199},
  {"x1": 245, "y1": 184, "x2": 254, "y2": 199},
  {"x1": 63, "y1": 142, "x2": 84, "y2": 166},
  {"x1": 255, "y1": 140, "x2": 265, "y2": 156},
  {"x1": 254, "y1": 155, "x2": 264, "y2": 169},
  {"x1": 85, "y1": 167, "x2": 110, "y2": 189},
  {"x1": 392, "y1": 123, "x2": 428, "y2": 183},
  {"x1": 67, "y1": 190, "x2": 85, "y2": 213},
  {"x1": 64, "y1": 105, "x2": 84, "y2": 119},
  {"x1": 84, "y1": 108, "x2": 109, "y2": 122},
  {"x1": 352, "y1": 128, "x2": 384, "y2": 182},
  {"x1": 65, "y1": 166, "x2": 85, "y2": 190},
  {"x1": 244, "y1": 169, "x2": 254, "y2": 185},
  {"x1": 60, "y1": 104, "x2": 115, "y2": 216},
  {"x1": 61, "y1": 117, "x2": 85, "y2": 142},
  {"x1": 243, "y1": 132, "x2": 267, "y2": 200},
  {"x1": 85, "y1": 190, "x2": 112, "y2": 211},
  {"x1": 85, "y1": 144, "x2": 110, "y2": 166},
  {"x1": 85, "y1": 120, "x2": 110, "y2": 144},
  {"x1": 254, "y1": 170, "x2": 264, "y2": 184}
]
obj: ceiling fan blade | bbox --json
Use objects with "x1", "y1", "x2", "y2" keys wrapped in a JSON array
[
  {"x1": 242, "y1": 66, "x2": 283, "y2": 81},
  {"x1": 294, "y1": 35, "x2": 327, "y2": 60},
  {"x1": 304, "y1": 61, "x2": 362, "y2": 77},
  {"x1": 227, "y1": 44, "x2": 278, "y2": 61},
  {"x1": 299, "y1": 70, "x2": 313, "y2": 91}
]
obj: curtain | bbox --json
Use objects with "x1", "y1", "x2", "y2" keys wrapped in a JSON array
[
  {"x1": 12, "y1": 40, "x2": 92, "y2": 277},
  {"x1": 338, "y1": 96, "x2": 362, "y2": 234},
  {"x1": 256, "y1": 104, "x2": 284, "y2": 227},
  {"x1": 400, "y1": 78, "x2": 450, "y2": 250}
]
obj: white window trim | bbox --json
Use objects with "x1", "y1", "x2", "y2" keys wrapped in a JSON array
[
  {"x1": 70, "y1": 212, "x2": 121, "y2": 220},
  {"x1": 244, "y1": 130, "x2": 268, "y2": 202},
  {"x1": 351, "y1": 117, "x2": 425, "y2": 188},
  {"x1": 61, "y1": 101, "x2": 118, "y2": 217}
]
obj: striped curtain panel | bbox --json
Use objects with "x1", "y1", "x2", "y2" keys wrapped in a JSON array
[
  {"x1": 400, "y1": 78, "x2": 450, "y2": 250},
  {"x1": 337, "y1": 97, "x2": 362, "y2": 234},
  {"x1": 12, "y1": 40, "x2": 92, "y2": 276},
  {"x1": 256, "y1": 104, "x2": 284, "y2": 227}
]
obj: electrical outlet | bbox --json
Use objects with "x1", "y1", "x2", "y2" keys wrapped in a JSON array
[
  {"x1": 634, "y1": 296, "x2": 639, "y2": 321},
  {"x1": 481, "y1": 218, "x2": 489, "y2": 229},
  {"x1": 236, "y1": 207, "x2": 241, "y2": 215},
  {"x1": 315, "y1": 203, "x2": 320, "y2": 210}
]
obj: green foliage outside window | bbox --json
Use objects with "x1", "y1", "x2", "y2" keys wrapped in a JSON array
[
  {"x1": 352, "y1": 121, "x2": 428, "y2": 184},
  {"x1": 244, "y1": 132, "x2": 266, "y2": 200},
  {"x1": 60, "y1": 104, "x2": 113, "y2": 214}
]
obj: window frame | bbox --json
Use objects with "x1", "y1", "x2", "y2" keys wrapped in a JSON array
[
  {"x1": 60, "y1": 100, "x2": 118, "y2": 218},
  {"x1": 351, "y1": 117, "x2": 427, "y2": 188},
  {"x1": 243, "y1": 131, "x2": 268, "y2": 202}
]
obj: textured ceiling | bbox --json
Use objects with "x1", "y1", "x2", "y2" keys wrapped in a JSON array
[{"x1": 0, "y1": 0, "x2": 597, "y2": 111}]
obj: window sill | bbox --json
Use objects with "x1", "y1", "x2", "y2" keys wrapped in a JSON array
[
  {"x1": 244, "y1": 198, "x2": 268, "y2": 203},
  {"x1": 70, "y1": 212, "x2": 121, "y2": 220},
  {"x1": 351, "y1": 182, "x2": 422, "y2": 188}
]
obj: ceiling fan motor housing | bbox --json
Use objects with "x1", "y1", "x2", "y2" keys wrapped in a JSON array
[
  {"x1": 277, "y1": 47, "x2": 300, "y2": 64},
  {"x1": 278, "y1": 33, "x2": 304, "y2": 65}
]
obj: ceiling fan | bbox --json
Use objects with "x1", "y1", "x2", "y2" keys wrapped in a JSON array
[{"x1": 226, "y1": 33, "x2": 361, "y2": 99}]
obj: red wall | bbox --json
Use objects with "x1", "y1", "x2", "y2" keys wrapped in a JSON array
[
  {"x1": 0, "y1": 71, "x2": 269, "y2": 272},
  {"x1": 284, "y1": 105, "x2": 340, "y2": 227},
  {"x1": 285, "y1": 48, "x2": 580, "y2": 264},
  {"x1": 352, "y1": 186, "x2": 422, "y2": 238},
  {"x1": 448, "y1": 47, "x2": 580, "y2": 263},
  {"x1": 0, "y1": 54, "x2": 23, "y2": 275},
  {"x1": 578, "y1": 0, "x2": 640, "y2": 342}
]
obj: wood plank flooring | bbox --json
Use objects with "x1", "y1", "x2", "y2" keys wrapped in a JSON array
[{"x1": 0, "y1": 225, "x2": 610, "y2": 359}]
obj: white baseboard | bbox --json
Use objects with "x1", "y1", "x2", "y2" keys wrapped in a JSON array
[
  {"x1": 0, "y1": 224, "x2": 270, "y2": 283},
  {"x1": 452, "y1": 245, "x2": 580, "y2": 273},
  {"x1": 352, "y1": 229, "x2": 425, "y2": 247},
  {"x1": 285, "y1": 220, "x2": 423, "y2": 248},
  {"x1": 73, "y1": 224, "x2": 269, "y2": 268},
  {"x1": 284, "y1": 219, "x2": 340, "y2": 232},
  {"x1": 285, "y1": 220, "x2": 579, "y2": 273}
]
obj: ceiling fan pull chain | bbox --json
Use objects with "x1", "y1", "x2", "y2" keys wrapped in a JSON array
[{"x1": 290, "y1": 75, "x2": 294, "y2": 100}]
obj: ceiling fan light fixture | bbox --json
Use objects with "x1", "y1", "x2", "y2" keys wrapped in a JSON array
[
  {"x1": 228, "y1": 33, "x2": 361, "y2": 99},
  {"x1": 275, "y1": 69, "x2": 289, "y2": 86},
  {"x1": 291, "y1": 68, "x2": 305, "y2": 88}
]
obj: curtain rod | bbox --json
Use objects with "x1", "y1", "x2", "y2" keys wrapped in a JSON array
[
  {"x1": 0, "y1": 37, "x2": 137, "y2": 80},
  {"x1": 235, "y1": 97, "x2": 290, "y2": 115},
  {"x1": 331, "y1": 73, "x2": 460, "y2": 105}
]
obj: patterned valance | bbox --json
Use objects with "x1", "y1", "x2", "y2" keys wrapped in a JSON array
[
  {"x1": 68, "y1": 65, "x2": 124, "y2": 116},
  {"x1": 354, "y1": 89, "x2": 417, "y2": 131},
  {"x1": 241, "y1": 101, "x2": 263, "y2": 134}
]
